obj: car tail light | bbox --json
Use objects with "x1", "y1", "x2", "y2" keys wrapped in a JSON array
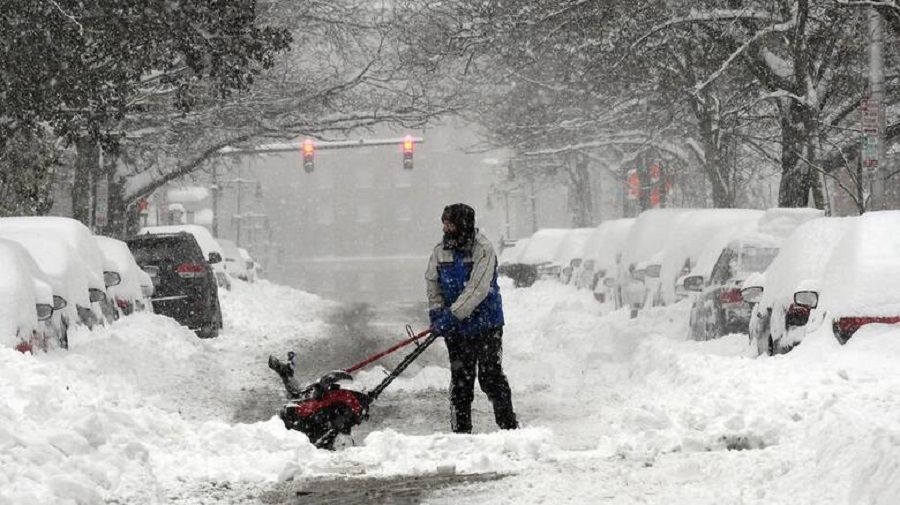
[
  {"x1": 115, "y1": 297, "x2": 130, "y2": 310},
  {"x1": 785, "y1": 303, "x2": 811, "y2": 328},
  {"x1": 176, "y1": 263, "x2": 205, "y2": 278},
  {"x1": 834, "y1": 316, "x2": 900, "y2": 343},
  {"x1": 719, "y1": 288, "x2": 743, "y2": 305}
]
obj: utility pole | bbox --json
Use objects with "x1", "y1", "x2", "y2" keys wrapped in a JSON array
[
  {"x1": 867, "y1": 7, "x2": 887, "y2": 211},
  {"x1": 211, "y1": 165, "x2": 219, "y2": 237}
]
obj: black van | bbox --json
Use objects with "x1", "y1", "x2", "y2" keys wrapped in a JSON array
[{"x1": 126, "y1": 232, "x2": 223, "y2": 339}]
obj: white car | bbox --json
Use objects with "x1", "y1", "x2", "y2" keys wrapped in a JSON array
[
  {"x1": 0, "y1": 240, "x2": 55, "y2": 352},
  {"x1": 237, "y1": 247, "x2": 257, "y2": 282},
  {"x1": 217, "y1": 238, "x2": 248, "y2": 281},
  {"x1": 741, "y1": 217, "x2": 854, "y2": 355},
  {"x1": 0, "y1": 217, "x2": 110, "y2": 329},
  {"x1": 94, "y1": 236, "x2": 153, "y2": 317}
]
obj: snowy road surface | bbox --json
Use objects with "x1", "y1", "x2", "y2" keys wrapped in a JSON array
[{"x1": 2, "y1": 278, "x2": 899, "y2": 504}]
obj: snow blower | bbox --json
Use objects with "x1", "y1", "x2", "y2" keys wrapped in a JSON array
[{"x1": 268, "y1": 325, "x2": 437, "y2": 450}]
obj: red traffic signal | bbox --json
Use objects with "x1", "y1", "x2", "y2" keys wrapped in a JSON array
[
  {"x1": 402, "y1": 135, "x2": 414, "y2": 170},
  {"x1": 302, "y1": 139, "x2": 315, "y2": 173}
]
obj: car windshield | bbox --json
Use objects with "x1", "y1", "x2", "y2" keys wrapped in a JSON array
[{"x1": 740, "y1": 246, "x2": 779, "y2": 274}]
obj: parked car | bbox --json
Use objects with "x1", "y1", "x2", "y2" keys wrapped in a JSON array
[
  {"x1": 126, "y1": 231, "x2": 223, "y2": 339},
  {"x1": 741, "y1": 217, "x2": 854, "y2": 355},
  {"x1": 0, "y1": 229, "x2": 104, "y2": 348},
  {"x1": 687, "y1": 234, "x2": 781, "y2": 341},
  {"x1": 654, "y1": 209, "x2": 763, "y2": 306},
  {"x1": 579, "y1": 218, "x2": 634, "y2": 305},
  {"x1": 217, "y1": 238, "x2": 249, "y2": 282},
  {"x1": 798, "y1": 211, "x2": 900, "y2": 345},
  {"x1": 498, "y1": 238, "x2": 539, "y2": 288},
  {"x1": 0, "y1": 239, "x2": 57, "y2": 352},
  {"x1": 237, "y1": 247, "x2": 257, "y2": 282},
  {"x1": 617, "y1": 208, "x2": 696, "y2": 312},
  {"x1": 94, "y1": 236, "x2": 153, "y2": 317},
  {"x1": 140, "y1": 225, "x2": 231, "y2": 290}
]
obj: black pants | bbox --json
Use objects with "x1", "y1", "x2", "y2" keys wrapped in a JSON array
[{"x1": 444, "y1": 327, "x2": 517, "y2": 433}]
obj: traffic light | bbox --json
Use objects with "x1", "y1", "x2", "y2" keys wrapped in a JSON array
[
  {"x1": 302, "y1": 138, "x2": 315, "y2": 173},
  {"x1": 402, "y1": 135, "x2": 414, "y2": 170}
]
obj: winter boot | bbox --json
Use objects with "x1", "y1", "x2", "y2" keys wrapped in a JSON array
[{"x1": 451, "y1": 405, "x2": 472, "y2": 434}]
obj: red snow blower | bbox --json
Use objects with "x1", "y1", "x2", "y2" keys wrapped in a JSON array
[{"x1": 268, "y1": 325, "x2": 437, "y2": 450}]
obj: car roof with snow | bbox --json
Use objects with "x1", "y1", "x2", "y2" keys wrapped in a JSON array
[
  {"x1": 515, "y1": 229, "x2": 571, "y2": 265},
  {"x1": 0, "y1": 229, "x2": 95, "y2": 312},
  {"x1": 620, "y1": 208, "x2": 696, "y2": 270},
  {"x1": 819, "y1": 211, "x2": 900, "y2": 316},
  {"x1": 552, "y1": 228, "x2": 595, "y2": 266},
  {"x1": 757, "y1": 216, "x2": 856, "y2": 309},
  {"x1": 656, "y1": 209, "x2": 763, "y2": 304},
  {"x1": 0, "y1": 217, "x2": 107, "y2": 292},
  {"x1": 94, "y1": 236, "x2": 145, "y2": 301},
  {"x1": 0, "y1": 240, "x2": 42, "y2": 347}
]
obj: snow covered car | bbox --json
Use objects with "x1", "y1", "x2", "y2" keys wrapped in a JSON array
[
  {"x1": 237, "y1": 247, "x2": 257, "y2": 282},
  {"x1": 687, "y1": 235, "x2": 781, "y2": 341},
  {"x1": 654, "y1": 209, "x2": 764, "y2": 307},
  {"x1": 0, "y1": 219, "x2": 109, "y2": 343},
  {"x1": 140, "y1": 224, "x2": 230, "y2": 290},
  {"x1": 0, "y1": 239, "x2": 56, "y2": 353},
  {"x1": 579, "y1": 218, "x2": 634, "y2": 305},
  {"x1": 617, "y1": 208, "x2": 695, "y2": 312},
  {"x1": 741, "y1": 217, "x2": 854, "y2": 355},
  {"x1": 94, "y1": 236, "x2": 152, "y2": 317},
  {"x1": 126, "y1": 231, "x2": 223, "y2": 339},
  {"x1": 217, "y1": 238, "x2": 248, "y2": 282},
  {"x1": 797, "y1": 211, "x2": 900, "y2": 345}
]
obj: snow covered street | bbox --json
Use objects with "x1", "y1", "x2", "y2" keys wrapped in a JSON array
[{"x1": 2, "y1": 278, "x2": 899, "y2": 504}]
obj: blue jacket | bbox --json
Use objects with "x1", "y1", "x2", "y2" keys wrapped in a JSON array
[{"x1": 425, "y1": 231, "x2": 504, "y2": 335}]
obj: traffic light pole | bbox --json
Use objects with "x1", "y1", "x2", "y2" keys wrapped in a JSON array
[{"x1": 219, "y1": 136, "x2": 424, "y2": 156}]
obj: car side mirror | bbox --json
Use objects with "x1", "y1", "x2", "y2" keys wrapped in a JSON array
[
  {"x1": 89, "y1": 288, "x2": 107, "y2": 303},
  {"x1": 104, "y1": 271, "x2": 121, "y2": 288},
  {"x1": 684, "y1": 275, "x2": 704, "y2": 292},
  {"x1": 741, "y1": 286, "x2": 764, "y2": 304},
  {"x1": 208, "y1": 252, "x2": 222, "y2": 264},
  {"x1": 36, "y1": 303, "x2": 54, "y2": 321},
  {"x1": 794, "y1": 290, "x2": 819, "y2": 309},
  {"x1": 645, "y1": 265, "x2": 661, "y2": 278},
  {"x1": 53, "y1": 295, "x2": 67, "y2": 311}
]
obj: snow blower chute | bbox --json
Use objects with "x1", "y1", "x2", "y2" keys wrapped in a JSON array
[{"x1": 268, "y1": 325, "x2": 437, "y2": 450}]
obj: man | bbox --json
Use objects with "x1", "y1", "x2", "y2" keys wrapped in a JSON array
[{"x1": 425, "y1": 203, "x2": 518, "y2": 433}]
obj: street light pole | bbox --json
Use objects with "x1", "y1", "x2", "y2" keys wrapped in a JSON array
[{"x1": 868, "y1": 7, "x2": 887, "y2": 211}]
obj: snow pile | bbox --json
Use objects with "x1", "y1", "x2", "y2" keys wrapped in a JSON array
[{"x1": 3, "y1": 268, "x2": 899, "y2": 504}]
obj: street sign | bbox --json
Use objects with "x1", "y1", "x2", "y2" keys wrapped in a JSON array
[{"x1": 861, "y1": 99, "x2": 880, "y2": 171}]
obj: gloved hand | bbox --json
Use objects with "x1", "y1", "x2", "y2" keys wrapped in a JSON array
[{"x1": 429, "y1": 307, "x2": 458, "y2": 336}]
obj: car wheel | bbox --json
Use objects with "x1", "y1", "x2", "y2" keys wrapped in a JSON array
[{"x1": 197, "y1": 323, "x2": 219, "y2": 339}]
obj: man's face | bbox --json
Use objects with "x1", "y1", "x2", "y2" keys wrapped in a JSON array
[{"x1": 442, "y1": 219, "x2": 457, "y2": 235}]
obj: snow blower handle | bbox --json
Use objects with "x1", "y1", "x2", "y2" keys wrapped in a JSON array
[{"x1": 343, "y1": 327, "x2": 433, "y2": 374}]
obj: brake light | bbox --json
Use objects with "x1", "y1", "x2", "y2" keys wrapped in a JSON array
[
  {"x1": 836, "y1": 316, "x2": 900, "y2": 339},
  {"x1": 719, "y1": 288, "x2": 743, "y2": 304},
  {"x1": 176, "y1": 263, "x2": 205, "y2": 278},
  {"x1": 786, "y1": 304, "x2": 810, "y2": 318}
]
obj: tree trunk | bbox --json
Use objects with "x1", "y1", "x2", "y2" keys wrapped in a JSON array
[
  {"x1": 568, "y1": 154, "x2": 593, "y2": 227},
  {"x1": 778, "y1": 102, "x2": 812, "y2": 207},
  {"x1": 72, "y1": 137, "x2": 98, "y2": 226},
  {"x1": 694, "y1": 93, "x2": 734, "y2": 208}
]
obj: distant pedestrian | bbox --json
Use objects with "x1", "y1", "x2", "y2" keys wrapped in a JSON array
[{"x1": 425, "y1": 203, "x2": 518, "y2": 433}]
